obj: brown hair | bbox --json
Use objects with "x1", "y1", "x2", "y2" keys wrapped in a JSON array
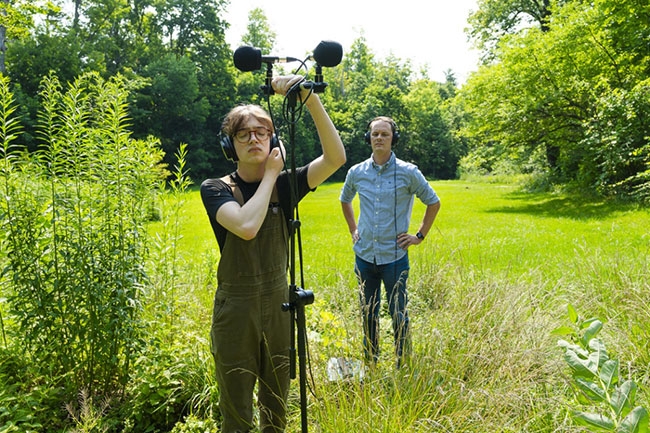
[
  {"x1": 368, "y1": 116, "x2": 398, "y2": 134},
  {"x1": 221, "y1": 104, "x2": 274, "y2": 137}
]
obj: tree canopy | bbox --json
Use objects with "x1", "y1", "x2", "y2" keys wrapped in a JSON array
[
  {"x1": 459, "y1": 0, "x2": 649, "y2": 200},
  {"x1": 0, "y1": 0, "x2": 647, "y2": 198}
]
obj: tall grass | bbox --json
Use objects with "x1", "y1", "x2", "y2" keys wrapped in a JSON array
[{"x1": 169, "y1": 179, "x2": 649, "y2": 432}]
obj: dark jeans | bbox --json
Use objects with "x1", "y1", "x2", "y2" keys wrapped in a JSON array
[{"x1": 355, "y1": 254, "x2": 410, "y2": 366}]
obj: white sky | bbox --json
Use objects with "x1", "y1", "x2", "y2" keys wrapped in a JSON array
[{"x1": 223, "y1": 0, "x2": 480, "y2": 84}]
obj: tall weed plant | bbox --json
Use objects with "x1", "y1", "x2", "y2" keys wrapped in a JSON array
[
  {"x1": 555, "y1": 304, "x2": 648, "y2": 432},
  {"x1": 0, "y1": 72, "x2": 165, "y2": 402}
]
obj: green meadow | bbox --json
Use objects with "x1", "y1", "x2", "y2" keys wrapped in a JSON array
[{"x1": 163, "y1": 179, "x2": 650, "y2": 432}]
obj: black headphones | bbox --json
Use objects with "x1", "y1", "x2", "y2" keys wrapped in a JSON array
[
  {"x1": 220, "y1": 132, "x2": 279, "y2": 162},
  {"x1": 364, "y1": 117, "x2": 400, "y2": 146}
]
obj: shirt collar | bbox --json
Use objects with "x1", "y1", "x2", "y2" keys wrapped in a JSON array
[{"x1": 371, "y1": 152, "x2": 395, "y2": 173}]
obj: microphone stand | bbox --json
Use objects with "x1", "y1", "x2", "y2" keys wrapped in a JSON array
[
  {"x1": 277, "y1": 79, "x2": 314, "y2": 433},
  {"x1": 258, "y1": 61, "x2": 330, "y2": 433},
  {"x1": 230, "y1": 41, "x2": 341, "y2": 429},
  {"x1": 261, "y1": 63, "x2": 275, "y2": 95}
]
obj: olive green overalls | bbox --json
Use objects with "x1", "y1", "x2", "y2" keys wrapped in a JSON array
[{"x1": 211, "y1": 177, "x2": 291, "y2": 433}]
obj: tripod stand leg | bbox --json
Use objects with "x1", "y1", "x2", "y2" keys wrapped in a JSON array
[
  {"x1": 296, "y1": 303, "x2": 308, "y2": 433},
  {"x1": 283, "y1": 286, "x2": 313, "y2": 433}
]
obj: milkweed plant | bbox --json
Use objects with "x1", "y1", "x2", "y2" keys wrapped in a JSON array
[{"x1": 553, "y1": 304, "x2": 648, "y2": 433}]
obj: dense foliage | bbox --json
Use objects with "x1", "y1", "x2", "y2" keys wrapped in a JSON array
[
  {"x1": 2, "y1": 0, "x2": 648, "y2": 196},
  {"x1": 0, "y1": 0, "x2": 462, "y2": 184},
  {"x1": 459, "y1": 0, "x2": 650, "y2": 200},
  {"x1": 0, "y1": 73, "x2": 215, "y2": 431},
  {"x1": 555, "y1": 305, "x2": 649, "y2": 432}
]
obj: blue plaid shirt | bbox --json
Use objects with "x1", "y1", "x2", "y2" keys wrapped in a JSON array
[{"x1": 340, "y1": 152, "x2": 440, "y2": 265}]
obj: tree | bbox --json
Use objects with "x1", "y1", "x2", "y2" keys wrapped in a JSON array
[
  {"x1": 73, "y1": 0, "x2": 144, "y2": 76},
  {"x1": 467, "y1": 0, "x2": 568, "y2": 61},
  {"x1": 6, "y1": 31, "x2": 85, "y2": 151},
  {"x1": 154, "y1": 0, "x2": 228, "y2": 57},
  {"x1": 439, "y1": 69, "x2": 458, "y2": 100},
  {"x1": 458, "y1": 0, "x2": 650, "y2": 197},
  {"x1": 131, "y1": 54, "x2": 209, "y2": 177},
  {"x1": 189, "y1": 34, "x2": 237, "y2": 179},
  {"x1": 3, "y1": 0, "x2": 237, "y2": 182},
  {"x1": 405, "y1": 79, "x2": 462, "y2": 179},
  {"x1": 241, "y1": 7, "x2": 275, "y2": 54},
  {"x1": 320, "y1": 35, "x2": 462, "y2": 180},
  {"x1": 233, "y1": 7, "x2": 278, "y2": 105},
  {"x1": 0, "y1": 0, "x2": 55, "y2": 74},
  {"x1": 8, "y1": 32, "x2": 83, "y2": 96}
]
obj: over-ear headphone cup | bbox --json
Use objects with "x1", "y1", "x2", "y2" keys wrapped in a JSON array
[
  {"x1": 364, "y1": 131, "x2": 371, "y2": 144},
  {"x1": 220, "y1": 135, "x2": 238, "y2": 161},
  {"x1": 271, "y1": 134, "x2": 279, "y2": 149}
]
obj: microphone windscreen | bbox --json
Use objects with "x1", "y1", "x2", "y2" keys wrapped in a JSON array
[
  {"x1": 313, "y1": 41, "x2": 343, "y2": 67},
  {"x1": 233, "y1": 46, "x2": 262, "y2": 72}
]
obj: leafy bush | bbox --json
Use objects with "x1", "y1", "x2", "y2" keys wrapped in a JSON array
[
  {"x1": 120, "y1": 329, "x2": 218, "y2": 433},
  {"x1": 170, "y1": 414, "x2": 219, "y2": 433},
  {"x1": 0, "y1": 71, "x2": 167, "y2": 426},
  {"x1": 0, "y1": 346, "x2": 70, "y2": 432}
]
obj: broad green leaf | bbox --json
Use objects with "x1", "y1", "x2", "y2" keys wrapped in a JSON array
[
  {"x1": 565, "y1": 350, "x2": 597, "y2": 378},
  {"x1": 612, "y1": 380, "x2": 638, "y2": 417},
  {"x1": 588, "y1": 349, "x2": 606, "y2": 374},
  {"x1": 581, "y1": 320, "x2": 603, "y2": 346},
  {"x1": 573, "y1": 410, "x2": 615, "y2": 430},
  {"x1": 558, "y1": 339, "x2": 589, "y2": 357},
  {"x1": 589, "y1": 338, "x2": 610, "y2": 364},
  {"x1": 580, "y1": 317, "x2": 602, "y2": 329},
  {"x1": 618, "y1": 406, "x2": 649, "y2": 433},
  {"x1": 576, "y1": 377, "x2": 607, "y2": 402},
  {"x1": 600, "y1": 359, "x2": 619, "y2": 389},
  {"x1": 552, "y1": 325, "x2": 576, "y2": 336},
  {"x1": 567, "y1": 304, "x2": 578, "y2": 324}
]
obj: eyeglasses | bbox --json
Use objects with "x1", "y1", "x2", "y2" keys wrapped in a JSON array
[{"x1": 234, "y1": 127, "x2": 271, "y2": 142}]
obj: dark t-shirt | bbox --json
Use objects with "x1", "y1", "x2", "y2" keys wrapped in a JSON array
[{"x1": 200, "y1": 166, "x2": 312, "y2": 251}]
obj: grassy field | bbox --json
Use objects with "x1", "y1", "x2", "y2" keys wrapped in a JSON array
[{"x1": 165, "y1": 179, "x2": 650, "y2": 432}]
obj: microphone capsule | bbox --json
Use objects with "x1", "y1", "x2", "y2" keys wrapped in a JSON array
[
  {"x1": 233, "y1": 46, "x2": 262, "y2": 71},
  {"x1": 313, "y1": 41, "x2": 343, "y2": 67}
]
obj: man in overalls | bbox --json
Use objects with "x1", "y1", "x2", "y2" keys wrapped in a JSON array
[{"x1": 201, "y1": 74, "x2": 346, "y2": 432}]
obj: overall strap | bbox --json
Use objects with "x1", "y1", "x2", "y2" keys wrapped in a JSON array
[
  {"x1": 220, "y1": 173, "x2": 280, "y2": 205},
  {"x1": 220, "y1": 174, "x2": 244, "y2": 206}
]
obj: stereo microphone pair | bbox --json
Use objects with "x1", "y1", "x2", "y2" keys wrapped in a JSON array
[{"x1": 233, "y1": 40, "x2": 343, "y2": 72}]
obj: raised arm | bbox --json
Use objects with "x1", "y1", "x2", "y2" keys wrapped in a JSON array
[
  {"x1": 302, "y1": 93, "x2": 346, "y2": 188},
  {"x1": 216, "y1": 145, "x2": 286, "y2": 240},
  {"x1": 272, "y1": 75, "x2": 346, "y2": 189}
]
